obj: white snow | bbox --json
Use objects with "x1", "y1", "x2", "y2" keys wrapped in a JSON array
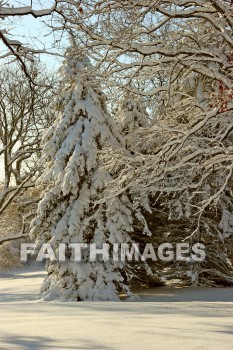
[{"x1": 0, "y1": 263, "x2": 232, "y2": 350}]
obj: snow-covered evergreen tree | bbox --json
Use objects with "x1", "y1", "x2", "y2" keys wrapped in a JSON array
[
  {"x1": 116, "y1": 94, "x2": 149, "y2": 152},
  {"x1": 30, "y1": 49, "x2": 149, "y2": 301}
]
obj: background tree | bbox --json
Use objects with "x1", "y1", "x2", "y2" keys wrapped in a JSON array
[
  {"x1": 0, "y1": 64, "x2": 56, "y2": 246},
  {"x1": 115, "y1": 93, "x2": 150, "y2": 152}
]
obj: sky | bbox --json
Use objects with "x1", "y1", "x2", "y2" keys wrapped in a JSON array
[{"x1": 0, "y1": 1, "x2": 69, "y2": 70}]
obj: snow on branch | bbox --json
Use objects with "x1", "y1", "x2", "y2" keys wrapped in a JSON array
[{"x1": 0, "y1": 1, "x2": 80, "y2": 18}]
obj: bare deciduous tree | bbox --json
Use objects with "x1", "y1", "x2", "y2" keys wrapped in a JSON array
[{"x1": 0, "y1": 64, "x2": 56, "y2": 244}]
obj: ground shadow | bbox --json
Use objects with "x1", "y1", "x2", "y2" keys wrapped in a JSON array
[{"x1": 1, "y1": 335, "x2": 113, "y2": 350}]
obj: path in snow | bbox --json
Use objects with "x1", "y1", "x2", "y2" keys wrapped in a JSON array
[{"x1": 0, "y1": 263, "x2": 232, "y2": 350}]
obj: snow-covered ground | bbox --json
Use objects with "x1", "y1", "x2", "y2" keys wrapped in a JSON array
[{"x1": 0, "y1": 263, "x2": 232, "y2": 350}]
